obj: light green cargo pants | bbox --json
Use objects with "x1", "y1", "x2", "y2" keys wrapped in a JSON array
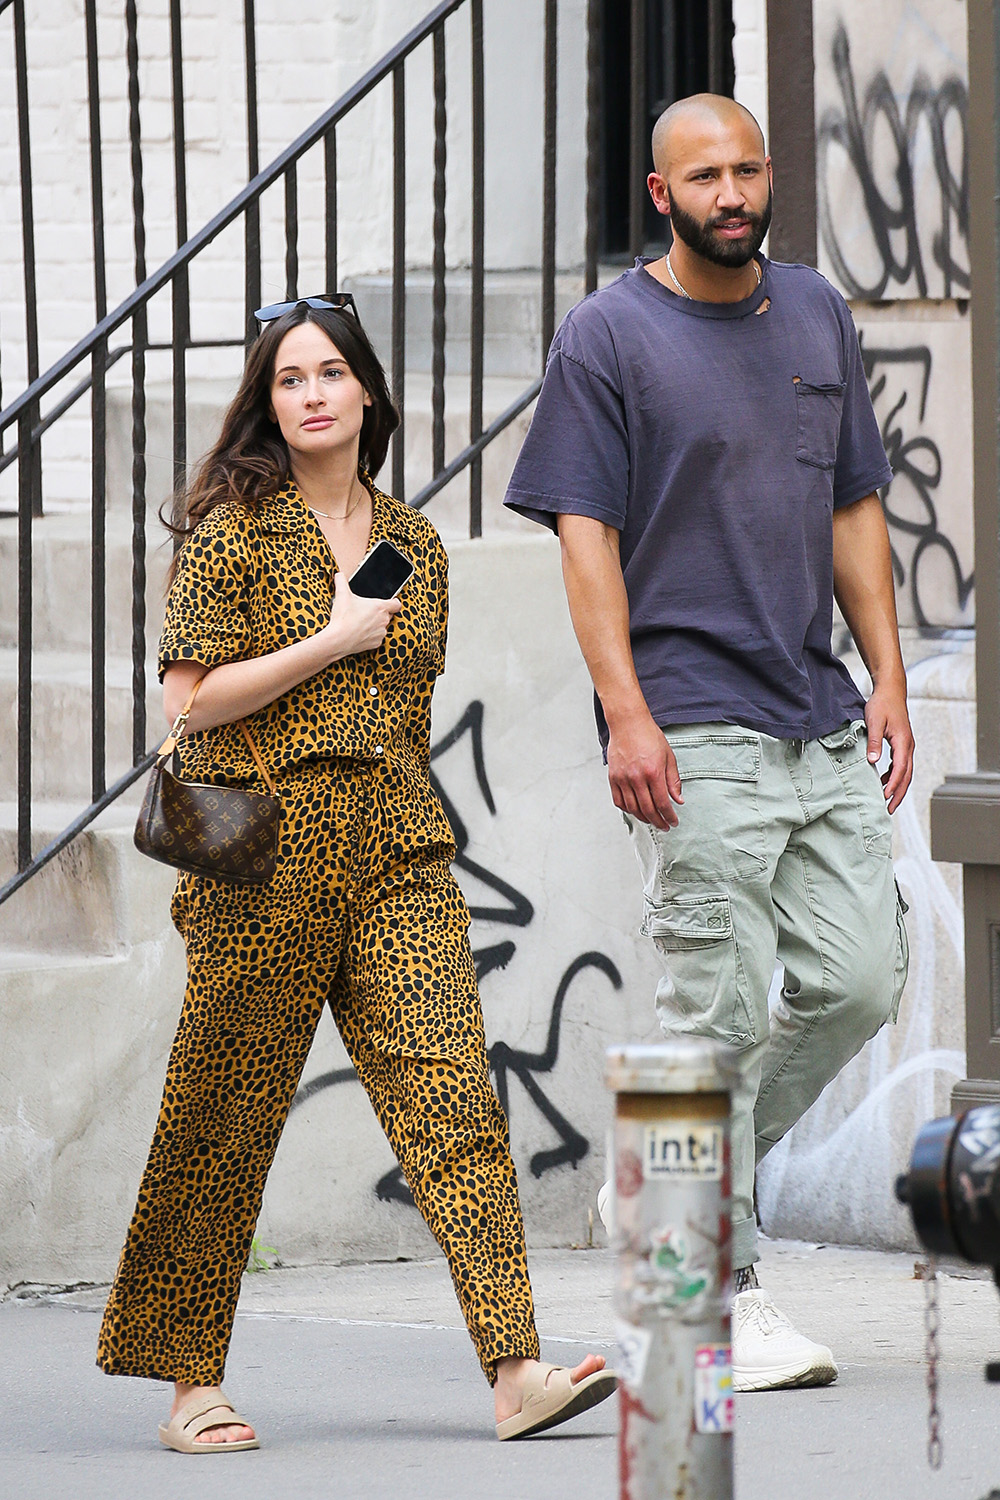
[{"x1": 625, "y1": 720, "x2": 909, "y2": 1270}]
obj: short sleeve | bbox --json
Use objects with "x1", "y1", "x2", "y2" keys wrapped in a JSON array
[
  {"x1": 504, "y1": 320, "x2": 630, "y2": 532},
  {"x1": 157, "y1": 509, "x2": 254, "y2": 681},
  {"x1": 832, "y1": 304, "x2": 894, "y2": 510}
]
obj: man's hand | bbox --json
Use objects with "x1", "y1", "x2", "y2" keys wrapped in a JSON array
[
  {"x1": 864, "y1": 680, "x2": 914, "y2": 813},
  {"x1": 607, "y1": 710, "x2": 684, "y2": 830}
]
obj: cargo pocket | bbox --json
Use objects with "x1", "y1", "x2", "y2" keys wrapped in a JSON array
[
  {"x1": 643, "y1": 893, "x2": 756, "y2": 1047},
  {"x1": 794, "y1": 375, "x2": 846, "y2": 470},
  {"x1": 818, "y1": 719, "x2": 893, "y2": 856},
  {"x1": 660, "y1": 730, "x2": 767, "y2": 886}
]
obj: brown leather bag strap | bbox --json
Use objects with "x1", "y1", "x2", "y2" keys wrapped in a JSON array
[
  {"x1": 156, "y1": 675, "x2": 208, "y2": 759},
  {"x1": 237, "y1": 720, "x2": 276, "y2": 796},
  {"x1": 156, "y1": 676, "x2": 275, "y2": 796}
]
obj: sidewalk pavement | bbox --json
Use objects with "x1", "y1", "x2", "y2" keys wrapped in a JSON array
[{"x1": 3, "y1": 1237, "x2": 1000, "y2": 1500}]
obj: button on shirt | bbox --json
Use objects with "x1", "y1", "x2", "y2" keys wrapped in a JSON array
[{"x1": 158, "y1": 478, "x2": 452, "y2": 842}]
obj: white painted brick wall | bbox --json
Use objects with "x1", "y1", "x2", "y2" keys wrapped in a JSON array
[{"x1": 732, "y1": 0, "x2": 768, "y2": 144}]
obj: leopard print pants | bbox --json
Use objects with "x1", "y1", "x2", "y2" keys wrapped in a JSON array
[{"x1": 97, "y1": 758, "x2": 540, "y2": 1386}]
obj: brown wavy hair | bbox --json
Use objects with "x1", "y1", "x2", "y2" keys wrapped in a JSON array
[{"x1": 166, "y1": 302, "x2": 399, "y2": 559}]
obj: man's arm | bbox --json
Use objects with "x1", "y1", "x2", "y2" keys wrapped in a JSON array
[
  {"x1": 832, "y1": 492, "x2": 914, "y2": 811},
  {"x1": 557, "y1": 513, "x2": 683, "y2": 829}
]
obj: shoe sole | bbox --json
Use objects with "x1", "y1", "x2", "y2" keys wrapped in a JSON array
[{"x1": 732, "y1": 1355, "x2": 838, "y2": 1393}]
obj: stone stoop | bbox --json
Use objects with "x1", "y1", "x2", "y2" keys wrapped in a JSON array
[{"x1": 103, "y1": 372, "x2": 542, "y2": 543}]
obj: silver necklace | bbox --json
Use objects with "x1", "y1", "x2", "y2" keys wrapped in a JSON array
[
  {"x1": 665, "y1": 250, "x2": 761, "y2": 301},
  {"x1": 306, "y1": 483, "x2": 366, "y2": 522}
]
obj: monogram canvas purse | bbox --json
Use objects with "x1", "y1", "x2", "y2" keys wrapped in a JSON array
[{"x1": 134, "y1": 677, "x2": 280, "y2": 883}]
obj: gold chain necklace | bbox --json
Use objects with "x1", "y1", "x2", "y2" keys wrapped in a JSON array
[{"x1": 665, "y1": 250, "x2": 761, "y2": 301}]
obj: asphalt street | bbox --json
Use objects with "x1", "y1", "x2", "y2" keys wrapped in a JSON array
[{"x1": 3, "y1": 1241, "x2": 1000, "y2": 1500}]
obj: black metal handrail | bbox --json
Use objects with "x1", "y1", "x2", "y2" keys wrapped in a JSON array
[{"x1": 1, "y1": 0, "x2": 599, "y2": 907}]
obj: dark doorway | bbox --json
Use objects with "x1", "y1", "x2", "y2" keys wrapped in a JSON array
[{"x1": 600, "y1": 0, "x2": 736, "y2": 259}]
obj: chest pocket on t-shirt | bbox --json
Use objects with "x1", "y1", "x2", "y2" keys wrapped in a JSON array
[{"x1": 793, "y1": 375, "x2": 846, "y2": 470}]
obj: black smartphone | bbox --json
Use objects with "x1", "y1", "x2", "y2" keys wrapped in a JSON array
[{"x1": 348, "y1": 539, "x2": 415, "y2": 599}]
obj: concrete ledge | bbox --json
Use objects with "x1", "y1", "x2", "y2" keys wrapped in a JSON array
[{"x1": 930, "y1": 772, "x2": 1000, "y2": 865}]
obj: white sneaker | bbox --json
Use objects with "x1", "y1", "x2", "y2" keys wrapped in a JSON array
[{"x1": 731, "y1": 1288, "x2": 838, "y2": 1392}]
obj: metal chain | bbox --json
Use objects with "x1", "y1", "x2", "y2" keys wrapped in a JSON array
[{"x1": 923, "y1": 1257, "x2": 943, "y2": 1470}]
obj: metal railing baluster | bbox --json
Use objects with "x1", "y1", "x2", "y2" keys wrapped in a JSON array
[
  {"x1": 284, "y1": 164, "x2": 299, "y2": 301},
  {"x1": 469, "y1": 0, "x2": 485, "y2": 538},
  {"x1": 629, "y1": 0, "x2": 646, "y2": 261},
  {"x1": 431, "y1": 25, "x2": 447, "y2": 477},
  {"x1": 324, "y1": 127, "x2": 338, "y2": 292},
  {"x1": 126, "y1": 0, "x2": 147, "y2": 765},
  {"x1": 85, "y1": 0, "x2": 107, "y2": 801},
  {"x1": 392, "y1": 61, "x2": 406, "y2": 501},
  {"x1": 16, "y1": 414, "x2": 32, "y2": 869},
  {"x1": 13, "y1": 0, "x2": 41, "y2": 518},
  {"x1": 170, "y1": 0, "x2": 189, "y2": 501},
  {"x1": 542, "y1": 0, "x2": 557, "y2": 363},
  {"x1": 584, "y1": 0, "x2": 600, "y2": 297},
  {"x1": 244, "y1": 0, "x2": 261, "y2": 346}
]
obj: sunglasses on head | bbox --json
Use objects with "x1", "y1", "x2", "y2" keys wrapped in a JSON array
[{"x1": 253, "y1": 293, "x2": 359, "y2": 325}]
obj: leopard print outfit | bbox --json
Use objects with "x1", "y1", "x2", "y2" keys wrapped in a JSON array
[{"x1": 96, "y1": 477, "x2": 540, "y2": 1387}]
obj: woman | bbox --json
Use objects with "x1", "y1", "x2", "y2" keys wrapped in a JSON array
[{"x1": 96, "y1": 297, "x2": 616, "y2": 1451}]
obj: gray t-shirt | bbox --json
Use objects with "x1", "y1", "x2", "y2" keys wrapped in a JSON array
[{"x1": 504, "y1": 256, "x2": 893, "y2": 745}]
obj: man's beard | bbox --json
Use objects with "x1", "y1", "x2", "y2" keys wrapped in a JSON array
[{"x1": 666, "y1": 183, "x2": 772, "y2": 268}]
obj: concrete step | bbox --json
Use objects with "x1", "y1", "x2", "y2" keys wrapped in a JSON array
[
  {"x1": 0, "y1": 511, "x2": 172, "y2": 656},
  {"x1": 104, "y1": 373, "x2": 541, "y2": 540},
  {"x1": 343, "y1": 269, "x2": 585, "y2": 377},
  {"x1": 0, "y1": 648, "x2": 162, "y2": 801},
  {"x1": 0, "y1": 799, "x2": 178, "y2": 957}
]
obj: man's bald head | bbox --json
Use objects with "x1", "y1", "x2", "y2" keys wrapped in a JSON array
[{"x1": 651, "y1": 94, "x2": 765, "y2": 176}]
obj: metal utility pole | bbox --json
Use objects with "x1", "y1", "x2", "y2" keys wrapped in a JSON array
[
  {"x1": 930, "y1": 0, "x2": 1000, "y2": 1112},
  {"x1": 607, "y1": 1041, "x2": 738, "y2": 1500}
]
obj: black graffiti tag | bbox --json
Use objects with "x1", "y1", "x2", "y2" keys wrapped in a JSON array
[
  {"x1": 817, "y1": 22, "x2": 968, "y2": 299},
  {"x1": 290, "y1": 700, "x2": 621, "y2": 1210},
  {"x1": 860, "y1": 335, "x2": 973, "y2": 631}
]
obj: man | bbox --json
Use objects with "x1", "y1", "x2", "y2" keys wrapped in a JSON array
[{"x1": 504, "y1": 94, "x2": 911, "y2": 1393}]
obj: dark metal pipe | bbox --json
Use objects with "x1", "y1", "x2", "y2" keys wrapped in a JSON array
[
  {"x1": 628, "y1": 0, "x2": 647, "y2": 260},
  {"x1": 542, "y1": 0, "x2": 558, "y2": 364},
  {"x1": 127, "y1": 0, "x2": 148, "y2": 765},
  {"x1": 584, "y1": 0, "x2": 601, "y2": 296},
  {"x1": 708, "y1": 0, "x2": 723, "y2": 94},
  {"x1": 392, "y1": 61, "x2": 406, "y2": 501},
  {"x1": 469, "y1": 0, "x2": 485, "y2": 538},
  {"x1": 431, "y1": 24, "x2": 447, "y2": 477}
]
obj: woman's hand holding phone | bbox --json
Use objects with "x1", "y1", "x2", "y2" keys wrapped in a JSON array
[{"x1": 325, "y1": 570, "x2": 402, "y2": 658}]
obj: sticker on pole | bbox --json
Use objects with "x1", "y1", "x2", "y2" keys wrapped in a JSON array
[
  {"x1": 644, "y1": 1122, "x2": 724, "y2": 1179},
  {"x1": 615, "y1": 1319, "x2": 653, "y2": 1391},
  {"x1": 694, "y1": 1344, "x2": 733, "y2": 1433}
]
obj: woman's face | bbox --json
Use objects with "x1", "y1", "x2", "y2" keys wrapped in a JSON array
[{"x1": 269, "y1": 321, "x2": 372, "y2": 462}]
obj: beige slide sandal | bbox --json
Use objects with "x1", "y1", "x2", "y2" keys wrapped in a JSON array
[
  {"x1": 158, "y1": 1391, "x2": 260, "y2": 1453},
  {"x1": 496, "y1": 1361, "x2": 618, "y2": 1441}
]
